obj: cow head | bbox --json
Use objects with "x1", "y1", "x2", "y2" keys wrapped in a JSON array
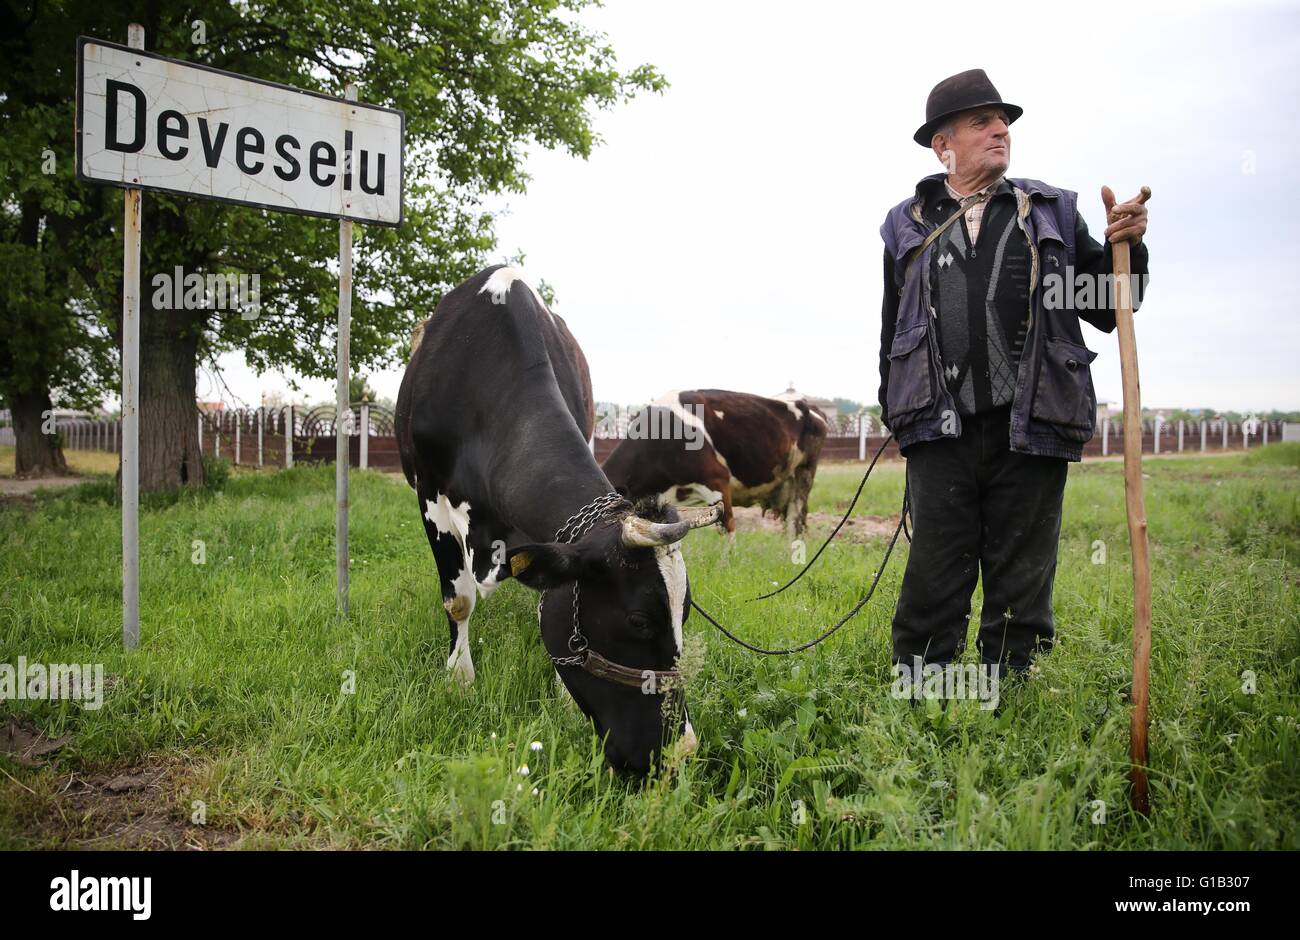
[{"x1": 506, "y1": 497, "x2": 720, "y2": 775}]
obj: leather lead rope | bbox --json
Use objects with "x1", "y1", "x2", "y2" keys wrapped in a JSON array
[
  {"x1": 690, "y1": 475, "x2": 912, "y2": 657},
  {"x1": 750, "y1": 432, "x2": 895, "y2": 601}
]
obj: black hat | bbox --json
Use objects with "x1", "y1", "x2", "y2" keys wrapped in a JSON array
[{"x1": 913, "y1": 69, "x2": 1022, "y2": 146}]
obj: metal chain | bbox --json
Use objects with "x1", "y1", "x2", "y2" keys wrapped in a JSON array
[
  {"x1": 555, "y1": 491, "x2": 626, "y2": 544},
  {"x1": 536, "y1": 490, "x2": 628, "y2": 666}
]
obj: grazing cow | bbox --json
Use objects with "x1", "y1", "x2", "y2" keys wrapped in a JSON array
[
  {"x1": 395, "y1": 265, "x2": 719, "y2": 775},
  {"x1": 601, "y1": 389, "x2": 828, "y2": 537}
]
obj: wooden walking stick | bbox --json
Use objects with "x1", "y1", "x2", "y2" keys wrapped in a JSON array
[{"x1": 1107, "y1": 184, "x2": 1153, "y2": 814}]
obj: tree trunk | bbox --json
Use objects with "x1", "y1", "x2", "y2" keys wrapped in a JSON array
[
  {"x1": 136, "y1": 311, "x2": 205, "y2": 492},
  {"x1": 10, "y1": 387, "x2": 70, "y2": 477}
]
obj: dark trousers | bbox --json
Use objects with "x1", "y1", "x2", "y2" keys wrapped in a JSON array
[{"x1": 891, "y1": 405, "x2": 1068, "y2": 672}]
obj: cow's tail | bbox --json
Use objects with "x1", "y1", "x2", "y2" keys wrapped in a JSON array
[{"x1": 394, "y1": 322, "x2": 425, "y2": 490}]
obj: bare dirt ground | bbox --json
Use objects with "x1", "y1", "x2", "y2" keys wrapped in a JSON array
[
  {"x1": 1, "y1": 717, "x2": 239, "y2": 850},
  {"x1": 0, "y1": 474, "x2": 86, "y2": 499},
  {"x1": 730, "y1": 504, "x2": 900, "y2": 542}
]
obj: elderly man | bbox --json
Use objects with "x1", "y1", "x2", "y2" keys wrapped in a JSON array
[{"x1": 878, "y1": 68, "x2": 1149, "y2": 681}]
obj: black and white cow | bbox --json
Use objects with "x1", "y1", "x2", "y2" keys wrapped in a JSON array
[{"x1": 395, "y1": 265, "x2": 718, "y2": 775}]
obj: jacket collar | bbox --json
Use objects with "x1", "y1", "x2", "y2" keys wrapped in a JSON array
[{"x1": 907, "y1": 172, "x2": 1061, "y2": 221}]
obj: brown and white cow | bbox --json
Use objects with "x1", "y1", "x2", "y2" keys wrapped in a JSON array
[{"x1": 601, "y1": 389, "x2": 828, "y2": 537}]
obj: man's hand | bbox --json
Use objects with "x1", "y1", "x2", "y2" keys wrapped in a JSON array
[{"x1": 1102, "y1": 185, "x2": 1150, "y2": 245}]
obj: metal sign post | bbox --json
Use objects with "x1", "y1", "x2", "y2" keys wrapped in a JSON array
[
  {"x1": 121, "y1": 23, "x2": 144, "y2": 650},
  {"x1": 337, "y1": 83, "x2": 357, "y2": 618}
]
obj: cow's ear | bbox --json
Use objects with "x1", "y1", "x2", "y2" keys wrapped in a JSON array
[{"x1": 507, "y1": 542, "x2": 583, "y2": 591}]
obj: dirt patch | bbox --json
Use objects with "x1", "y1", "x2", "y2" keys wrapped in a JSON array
[
  {"x1": 730, "y1": 505, "x2": 900, "y2": 543},
  {"x1": 2, "y1": 717, "x2": 72, "y2": 766},
  {"x1": 0, "y1": 474, "x2": 86, "y2": 499},
  {"x1": 48, "y1": 759, "x2": 239, "y2": 850},
  {"x1": 1, "y1": 717, "x2": 239, "y2": 850}
]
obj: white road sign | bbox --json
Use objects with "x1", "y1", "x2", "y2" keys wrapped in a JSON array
[{"x1": 76, "y1": 37, "x2": 404, "y2": 226}]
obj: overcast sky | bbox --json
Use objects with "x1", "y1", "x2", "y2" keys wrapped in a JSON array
[{"x1": 206, "y1": 0, "x2": 1300, "y2": 414}]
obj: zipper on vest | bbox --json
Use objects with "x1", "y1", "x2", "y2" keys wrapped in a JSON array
[
  {"x1": 1008, "y1": 188, "x2": 1039, "y2": 450},
  {"x1": 1014, "y1": 189, "x2": 1038, "y2": 327}
]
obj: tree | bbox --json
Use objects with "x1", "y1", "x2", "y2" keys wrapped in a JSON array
[
  {"x1": 0, "y1": 1, "x2": 118, "y2": 476},
  {"x1": 3, "y1": 0, "x2": 665, "y2": 491}
]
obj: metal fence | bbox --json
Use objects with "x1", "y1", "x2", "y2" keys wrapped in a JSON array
[
  {"x1": 592, "y1": 413, "x2": 1285, "y2": 463},
  {"x1": 48, "y1": 410, "x2": 1287, "y2": 467},
  {"x1": 52, "y1": 402, "x2": 401, "y2": 470}
]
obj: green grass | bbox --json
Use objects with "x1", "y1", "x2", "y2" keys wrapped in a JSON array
[{"x1": 1, "y1": 445, "x2": 1297, "y2": 849}]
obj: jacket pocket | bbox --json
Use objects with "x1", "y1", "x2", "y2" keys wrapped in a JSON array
[
  {"x1": 1031, "y1": 336, "x2": 1098, "y2": 441},
  {"x1": 886, "y1": 323, "x2": 934, "y2": 420}
]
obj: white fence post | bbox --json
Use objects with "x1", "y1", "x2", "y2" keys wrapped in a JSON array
[
  {"x1": 1264, "y1": 421, "x2": 1270, "y2": 446},
  {"x1": 197, "y1": 415, "x2": 203, "y2": 452},
  {"x1": 1102, "y1": 417, "x2": 1110, "y2": 456},
  {"x1": 257, "y1": 407, "x2": 264, "y2": 466},
  {"x1": 1154, "y1": 417, "x2": 1161, "y2": 455},
  {"x1": 1223, "y1": 420, "x2": 1229, "y2": 450},
  {"x1": 858, "y1": 413, "x2": 867, "y2": 461},
  {"x1": 1178, "y1": 419, "x2": 1184, "y2": 453},
  {"x1": 285, "y1": 405, "x2": 294, "y2": 469},
  {"x1": 360, "y1": 403, "x2": 369, "y2": 470},
  {"x1": 1200, "y1": 420, "x2": 1206, "y2": 453},
  {"x1": 235, "y1": 415, "x2": 241, "y2": 465}
]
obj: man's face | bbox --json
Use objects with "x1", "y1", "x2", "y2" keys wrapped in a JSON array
[{"x1": 932, "y1": 106, "x2": 1011, "y2": 180}]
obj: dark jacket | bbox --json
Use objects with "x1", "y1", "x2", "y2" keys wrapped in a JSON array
[{"x1": 878, "y1": 173, "x2": 1149, "y2": 461}]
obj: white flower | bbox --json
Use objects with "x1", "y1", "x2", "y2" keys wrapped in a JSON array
[
  {"x1": 532, "y1": 787, "x2": 540, "y2": 796},
  {"x1": 490, "y1": 732, "x2": 497, "y2": 740},
  {"x1": 516, "y1": 783, "x2": 522, "y2": 792},
  {"x1": 517, "y1": 764, "x2": 530, "y2": 776},
  {"x1": 529, "y1": 741, "x2": 543, "y2": 752},
  {"x1": 737, "y1": 708, "x2": 748, "y2": 719}
]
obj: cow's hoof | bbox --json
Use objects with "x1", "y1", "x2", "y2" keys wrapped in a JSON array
[
  {"x1": 447, "y1": 654, "x2": 476, "y2": 688},
  {"x1": 663, "y1": 722, "x2": 698, "y2": 767},
  {"x1": 680, "y1": 720, "x2": 698, "y2": 755}
]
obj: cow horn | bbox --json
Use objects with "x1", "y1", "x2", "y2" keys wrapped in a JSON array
[
  {"x1": 621, "y1": 502, "x2": 723, "y2": 547},
  {"x1": 621, "y1": 515, "x2": 691, "y2": 548},
  {"x1": 675, "y1": 502, "x2": 724, "y2": 529}
]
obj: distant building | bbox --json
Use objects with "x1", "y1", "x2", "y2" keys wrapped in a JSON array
[{"x1": 773, "y1": 382, "x2": 838, "y2": 424}]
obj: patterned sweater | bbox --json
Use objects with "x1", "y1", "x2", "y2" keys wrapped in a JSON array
[{"x1": 924, "y1": 177, "x2": 1030, "y2": 416}]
